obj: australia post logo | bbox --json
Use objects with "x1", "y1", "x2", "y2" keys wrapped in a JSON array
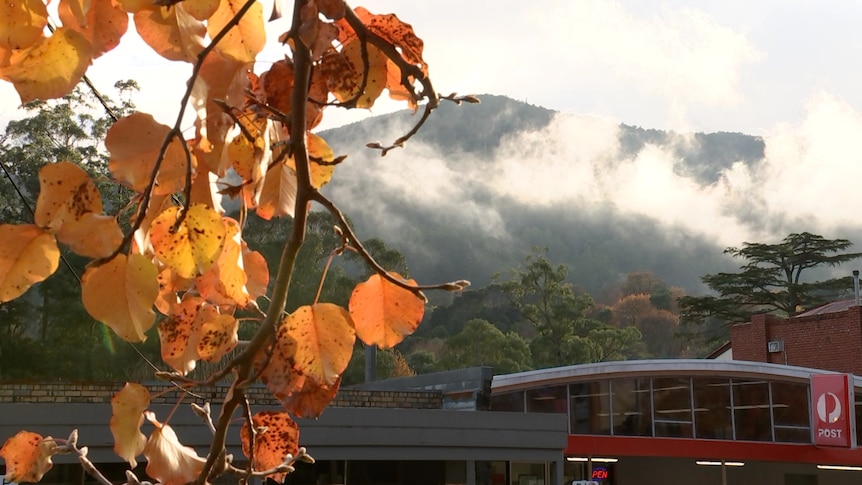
[{"x1": 811, "y1": 373, "x2": 854, "y2": 448}]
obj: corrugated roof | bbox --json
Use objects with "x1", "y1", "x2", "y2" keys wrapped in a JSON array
[{"x1": 795, "y1": 298, "x2": 858, "y2": 317}]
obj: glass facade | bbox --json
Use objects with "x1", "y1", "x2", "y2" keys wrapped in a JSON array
[{"x1": 491, "y1": 375, "x2": 817, "y2": 444}]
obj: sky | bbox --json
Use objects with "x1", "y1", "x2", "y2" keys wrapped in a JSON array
[{"x1": 4, "y1": 0, "x2": 862, "y2": 262}]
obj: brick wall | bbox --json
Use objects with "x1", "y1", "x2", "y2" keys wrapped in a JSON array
[
  {"x1": 731, "y1": 307, "x2": 862, "y2": 374},
  {"x1": 0, "y1": 382, "x2": 442, "y2": 409}
]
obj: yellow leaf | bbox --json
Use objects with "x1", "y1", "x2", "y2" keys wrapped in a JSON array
[
  {"x1": 349, "y1": 273, "x2": 424, "y2": 349},
  {"x1": 158, "y1": 294, "x2": 203, "y2": 374},
  {"x1": 149, "y1": 204, "x2": 226, "y2": 279},
  {"x1": 0, "y1": 224, "x2": 60, "y2": 302},
  {"x1": 34, "y1": 161, "x2": 102, "y2": 232},
  {"x1": 240, "y1": 411, "x2": 298, "y2": 483},
  {"x1": 328, "y1": 39, "x2": 387, "y2": 109},
  {"x1": 0, "y1": 0, "x2": 48, "y2": 50},
  {"x1": 58, "y1": 0, "x2": 128, "y2": 59},
  {"x1": 257, "y1": 323, "x2": 299, "y2": 401},
  {"x1": 182, "y1": 0, "x2": 219, "y2": 20},
  {"x1": 4, "y1": 27, "x2": 93, "y2": 102},
  {"x1": 207, "y1": 0, "x2": 264, "y2": 63},
  {"x1": 287, "y1": 303, "x2": 355, "y2": 386},
  {"x1": 106, "y1": 112, "x2": 191, "y2": 196},
  {"x1": 81, "y1": 253, "x2": 159, "y2": 342},
  {"x1": 285, "y1": 133, "x2": 335, "y2": 189},
  {"x1": 196, "y1": 305, "x2": 237, "y2": 362},
  {"x1": 134, "y1": 5, "x2": 205, "y2": 62},
  {"x1": 57, "y1": 213, "x2": 123, "y2": 259},
  {"x1": 110, "y1": 383, "x2": 150, "y2": 467},
  {"x1": 194, "y1": 217, "x2": 248, "y2": 306},
  {"x1": 154, "y1": 266, "x2": 190, "y2": 315},
  {"x1": 143, "y1": 412, "x2": 205, "y2": 485},
  {"x1": 0, "y1": 431, "x2": 56, "y2": 483}
]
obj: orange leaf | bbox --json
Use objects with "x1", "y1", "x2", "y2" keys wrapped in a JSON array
[
  {"x1": 149, "y1": 204, "x2": 226, "y2": 279},
  {"x1": 285, "y1": 133, "x2": 335, "y2": 189},
  {"x1": 181, "y1": 0, "x2": 219, "y2": 20},
  {"x1": 240, "y1": 411, "x2": 298, "y2": 482},
  {"x1": 58, "y1": 0, "x2": 128, "y2": 59},
  {"x1": 349, "y1": 273, "x2": 424, "y2": 349},
  {"x1": 287, "y1": 303, "x2": 355, "y2": 386},
  {"x1": 0, "y1": 0, "x2": 48, "y2": 50},
  {"x1": 154, "y1": 266, "x2": 191, "y2": 315},
  {"x1": 255, "y1": 158, "x2": 297, "y2": 220},
  {"x1": 328, "y1": 39, "x2": 387, "y2": 109},
  {"x1": 4, "y1": 27, "x2": 93, "y2": 102},
  {"x1": 0, "y1": 224, "x2": 60, "y2": 302},
  {"x1": 282, "y1": 374, "x2": 341, "y2": 418},
  {"x1": 195, "y1": 304, "x2": 237, "y2": 362},
  {"x1": 354, "y1": 7, "x2": 427, "y2": 77},
  {"x1": 242, "y1": 245, "x2": 269, "y2": 301},
  {"x1": 195, "y1": 217, "x2": 248, "y2": 306},
  {"x1": 106, "y1": 112, "x2": 191, "y2": 196},
  {"x1": 110, "y1": 382, "x2": 150, "y2": 467},
  {"x1": 143, "y1": 411, "x2": 205, "y2": 485},
  {"x1": 257, "y1": 323, "x2": 299, "y2": 402},
  {"x1": 207, "y1": 0, "x2": 264, "y2": 63},
  {"x1": 57, "y1": 213, "x2": 123, "y2": 259},
  {"x1": 81, "y1": 253, "x2": 159, "y2": 342},
  {"x1": 157, "y1": 294, "x2": 203, "y2": 374},
  {"x1": 0, "y1": 431, "x2": 56, "y2": 483},
  {"x1": 34, "y1": 161, "x2": 102, "y2": 232},
  {"x1": 134, "y1": 5, "x2": 205, "y2": 62}
]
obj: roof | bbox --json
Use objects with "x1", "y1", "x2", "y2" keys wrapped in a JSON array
[
  {"x1": 491, "y1": 359, "x2": 862, "y2": 394},
  {"x1": 795, "y1": 298, "x2": 858, "y2": 317}
]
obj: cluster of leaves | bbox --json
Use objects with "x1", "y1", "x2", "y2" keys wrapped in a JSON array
[{"x1": 0, "y1": 0, "x2": 471, "y2": 483}]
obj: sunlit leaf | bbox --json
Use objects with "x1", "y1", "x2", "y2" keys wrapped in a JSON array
[
  {"x1": 257, "y1": 323, "x2": 299, "y2": 402},
  {"x1": 150, "y1": 205, "x2": 226, "y2": 279},
  {"x1": 195, "y1": 304, "x2": 237, "y2": 362},
  {"x1": 352, "y1": 7, "x2": 427, "y2": 76},
  {"x1": 242, "y1": 244, "x2": 269, "y2": 301},
  {"x1": 181, "y1": 0, "x2": 219, "y2": 20},
  {"x1": 195, "y1": 217, "x2": 248, "y2": 306},
  {"x1": 81, "y1": 253, "x2": 159, "y2": 342},
  {"x1": 0, "y1": 224, "x2": 60, "y2": 303},
  {"x1": 4, "y1": 27, "x2": 93, "y2": 102},
  {"x1": 106, "y1": 112, "x2": 191, "y2": 195},
  {"x1": 255, "y1": 159, "x2": 297, "y2": 220},
  {"x1": 317, "y1": 0, "x2": 344, "y2": 20},
  {"x1": 282, "y1": 374, "x2": 341, "y2": 418},
  {"x1": 57, "y1": 213, "x2": 123, "y2": 259},
  {"x1": 287, "y1": 303, "x2": 355, "y2": 386},
  {"x1": 326, "y1": 40, "x2": 387, "y2": 109},
  {"x1": 134, "y1": 5, "x2": 205, "y2": 62},
  {"x1": 284, "y1": 133, "x2": 337, "y2": 189},
  {"x1": 157, "y1": 294, "x2": 203, "y2": 374},
  {"x1": 143, "y1": 411, "x2": 205, "y2": 485},
  {"x1": 154, "y1": 266, "x2": 190, "y2": 315},
  {"x1": 0, "y1": 431, "x2": 56, "y2": 483},
  {"x1": 207, "y1": 0, "x2": 264, "y2": 63},
  {"x1": 298, "y1": 0, "x2": 337, "y2": 60},
  {"x1": 0, "y1": 0, "x2": 48, "y2": 50},
  {"x1": 240, "y1": 411, "x2": 298, "y2": 482},
  {"x1": 349, "y1": 273, "x2": 424, "y2": 349},
  {"x1": 58, "y1": 0, "x2": 129, "y2": 59},
  {"x1": 110, "y1": 382, "x2": 150, "y2": 467},
  {"x1": 34, "y1": 161, "x2": 102, "y2": 232}
]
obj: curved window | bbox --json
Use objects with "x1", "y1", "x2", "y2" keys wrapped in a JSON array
[
  {"x1": 611, "y1": 378, "x2": 652, "y2": 437},
  {"x1": 526, "y1": 385, "x2": 567, "y2": 414},
  {"x1": 570, "y1": 381, "x2": 610, "y2": 435},
  {"x1": 693, "y1": 378, "x2": 732, "y2": 440}
]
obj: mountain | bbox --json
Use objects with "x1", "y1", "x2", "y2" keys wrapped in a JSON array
[{"x1": 318, "y1": 95, "x2": 770, "y2": 297}]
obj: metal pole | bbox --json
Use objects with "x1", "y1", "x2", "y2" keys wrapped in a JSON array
[{"x1": 721, "y1": 461, "x2": 727, "y2": 485}]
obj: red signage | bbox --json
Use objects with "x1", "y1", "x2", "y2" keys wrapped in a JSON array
[{"x1": 811, "y1": 373, "x2": 854, "y2": 448}]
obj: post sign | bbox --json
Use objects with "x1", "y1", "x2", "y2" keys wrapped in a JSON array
[{"x1": 811, "y1": 373, "x2": 855, "y2": 448}]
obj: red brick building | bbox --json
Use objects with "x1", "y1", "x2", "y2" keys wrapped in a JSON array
[{"x1": 730, "y1": 300, "x2": 862, "y2": 374}]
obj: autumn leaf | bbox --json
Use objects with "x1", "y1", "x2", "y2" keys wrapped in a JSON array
[
  {"x1": 149, "y1": 204, "x2": 227, "y2": 279},
  {"x1": 181, "y1": 0, "x2": 219, "y2": 21},
  {"x1": 257, "y1": 323, "x2": 299, "y2": 403},
  {"x1": 134, "y1": 5, "x2": 205, "y2": 62},
  {"x1": 34, "y1": 161, "x2": 102, "y2": 232},
  {"x1": 240, "y1": 411, "x2": 299, "y2": 482},
  {"x1": 143, "y1": 411, "x2": 205, "y2": 485},
  {"x1": 0, "y1": 0, "x2": 48, "y2": 50},
  {"x1": 207, "y1": 0, "x2": 264, "y2": 63},
  {"x1": 352, "y1": 7, "x2": 427, "y2": 76},
  {"x1": 349, "y1": 273, "x2": 424, "y2": 349},
  {"x1": 4, "y1": 27, "x2": 93, "y2": 103},
  {"x1": 195, "y1": 304, "x2": 238, "y2": 362},
  {"x1": 242, "y1": 244, "x2": 269, "y2": 301},
  {"x1": 0, "y1": 431, "x2": 56, "y2": 483},
  {"x1": 326, "y1": 39, "x2": 387, "y2": 109},
  {"x1": 282, "y1": 374, "x2": 341, "y2": 418},
  {"x1": 58, "y1": 0, "x2": 129, "y2": 59},
  {"x1": 154, "y1": 266, "x2": 192, "y2": 315},
  {"x1": 157, "y1": 294, "x2": 203, "y2": 374},
  {"x1": 81, "y1": 253, "x2": 159, "y2": 342},
  {"x1": 285, "y1": 133, "x2": 336, "y2": 189},
  {"x1": 255, "y1": 158, "x2": 297, "y2": 220},
  {"x1": 287, "y1": 303, "x2": 355, "y2": 386},
  {"x1": 195, "y1": 217, "x2": 249, "y2": 306},
  {"x1": 0, "y1": 224, "x2": 60, "y2": 303},
  {"x1": 106, "y1": 112, "x2": 191, "y2": 195},
  {"x1": 110, "y1": 383, "x2": 150, "y2": 467},
  {"x1": 57, "y1": 213, "x2": 124, "y2": 259}
]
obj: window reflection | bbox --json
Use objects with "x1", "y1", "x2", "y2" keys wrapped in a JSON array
[
  {"x1": 611, "y1": 378, "x2": 652, "y2": 436},
  {"x1": 653, "y1": 377, "x2": 693, "y2": 438},
  {"x1": 570, "y1": 381, "x2": 610, "y2": 435},
  {"x1": 693, "y1": 378, "x2": 732, "y2": 440},
  {"x1": 527, "y1": 386, "x2": 567, "y2": 414},
  {"x1": 771, "y1": 381, "x2": 809, "y2": 443},
  {"x1": 733, "y1": 380, "x2": 771, "y2": 441},
  {"x1": 490, "y1": 392, "x2": 524, "y2": 412}
]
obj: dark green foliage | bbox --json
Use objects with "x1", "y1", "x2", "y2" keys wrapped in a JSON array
[{"x1": 437, "y1": 319, "x2": 531, "y2": 374}]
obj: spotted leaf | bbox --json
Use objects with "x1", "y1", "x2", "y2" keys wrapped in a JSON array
[
  {"x1": 149, "y1": 204, "x2": 226, "y2": 279},
  {"x1": 240, "y1": 411, "x2": 299, "y2": 483},
  {"x1": 349, "y1": 273, "x2": 424, "y2": 349},
  {"x1": 0, "y1": 431, "x2": 56, "y2": 483},
  {"x1": 0, "y1": 224, "x2": 60, "y2": 303},
  {"x1": 287, "y1": 303, "x2": 355, "y2": 386}
]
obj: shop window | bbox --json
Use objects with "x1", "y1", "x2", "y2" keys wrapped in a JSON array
[
  {"x1": 652, "y1": 377, "x2": 693, "y2": 438},
  {"x1": 771, "y1": 381, "x2": 810, "y2": 443},
  {"x1": 527, "y1": 385, "x2": 567, "y2": 414},
  {"x1": 491, "y1": 392, "x2": 525, "y2": 412},
  {"x1": 510, "y1": 462, "x2": 547, "y2": 485},
  {"x1": 610, "y1": 378, "x2": 652, "y2": 436},
  {"x1": 476, "y1": 461, "x2": 507, "y2": 485},
  {"x1": 570, "y1": 381, "x2": 610, "y2": 435},
  {"x1": 693, "y1": 378, "x2": 732, "y2": 439},
  {"x1": 732, "y1": 380, "x2": 771, "y2": 441}
]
